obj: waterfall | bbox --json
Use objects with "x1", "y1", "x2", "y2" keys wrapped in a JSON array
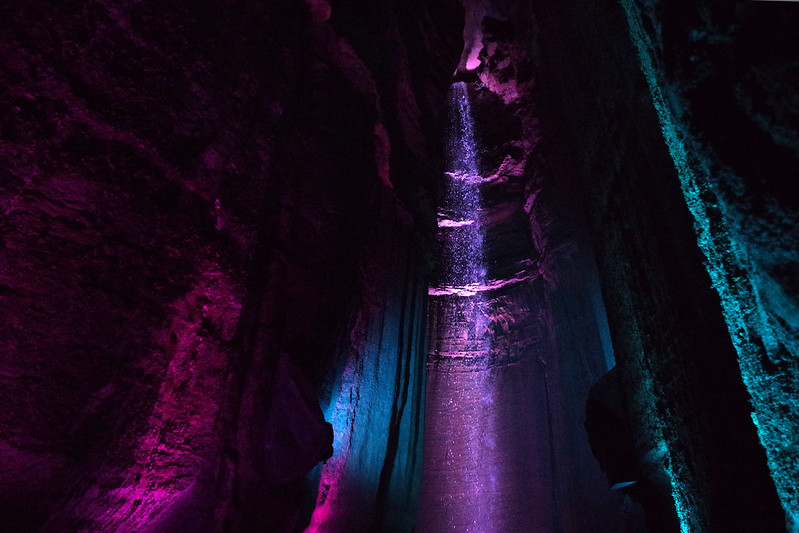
[
  {"x1": 421, "y1": 82, "x2": 508, "y2": 531},
  {"x1": 436, "y1": 82, "x2": 486, "y2": 291},
  {"x1": 428, "y1": 82, "x2": 491, "y2": 366},
  {"x1": 420, "y1": 80, "x2": 626, "y2": 532}
]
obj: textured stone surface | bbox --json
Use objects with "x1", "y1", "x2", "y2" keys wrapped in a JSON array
[
  {"x1": 530, "y1": 0, "x2": 791, "y2": 530},
  {"x1": 0, "y1": 0, "x2": 461, "y2": 530},
  {"x1": 419, "y1": 19, "x2": 639, "y2": 531},
  {"x1": 1, "y1": 0, "x2": 796, "y2": 531},
  {"x1": 620, "y1": 1, "x2": 799, "y2": 527}
]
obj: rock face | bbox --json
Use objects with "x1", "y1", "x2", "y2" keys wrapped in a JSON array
[
  {"x1": 1, "y1": 0, "x2": 797, "y2": 531},
  {"x1": 620, "y1": 2, "x2": 799, "y2": 528},
  {"x1": 419, "y1": 21, "x2": 640, "y2": 531},
  {"x1": 0, "y1": 0, "x2": 461, "y2": 530},
  {"x1": 529, "y1": 0, "x2": 795, "y2": 531}
]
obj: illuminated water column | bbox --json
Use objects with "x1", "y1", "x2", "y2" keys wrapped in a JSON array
[
  {"x1": 426, "y1": 81, "x2": 492, "y2": 369},
  {"x1": 430, "y1": 81, "x2": 491, "y2": 360},
  {"x1": 439, "y1": 83, "x2": 486, "y2": 291},
  {"x1": 419, "y1": 83, "x2": 550, "y2": 532}
]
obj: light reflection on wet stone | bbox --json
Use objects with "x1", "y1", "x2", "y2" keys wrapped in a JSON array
[{"x1": 420, "y1": 82, "x2": 552, "y2": 531}]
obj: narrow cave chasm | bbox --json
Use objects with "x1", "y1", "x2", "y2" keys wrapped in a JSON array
[
  {"x1": 1, "y1": 0, "x2": 797, "y2": 531},
  {"x1": 419, "y1": 2, "x2": 794, "y2": 531},
  {"x1": 300, "y1": 15, "x2": 645, "y2": 527},
  {"x1": 419, "y1": 55, "x2": 642, "y2": 533},
  {"x1": 306, "y1": 1, "x2": 795, "y2": 529}
]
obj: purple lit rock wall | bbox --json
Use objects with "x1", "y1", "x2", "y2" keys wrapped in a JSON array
[
  {"x1": 420, "y1": 24, "x2": 639, "y2": 531},
  {"x1": 0, "y1": 1, "x2": 462, "y2": 530}
]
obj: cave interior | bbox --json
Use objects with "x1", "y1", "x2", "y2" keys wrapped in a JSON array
[{"x1": 0, "y1": 0, "x2": 798, "y2": 531}]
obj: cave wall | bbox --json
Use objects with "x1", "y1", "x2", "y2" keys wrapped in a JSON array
[
  {"x1": 0, "y1": 1, "x2": 462, "y2": 530},
  {"x1": 473, "y1": 30, "x2": 635, "y2": 531},
  {"x1": 3, "y1": 0, "x2": 796, "y2": 530},
  {"x1": 527, "y1": 0, "x2": 793, "y2": 531},
  {"x1": 420, "y1": 18, "x2": 641, "y2": 530},
  {"x1": 620, "y1": 2, "x2": 799, "y2": 528}
]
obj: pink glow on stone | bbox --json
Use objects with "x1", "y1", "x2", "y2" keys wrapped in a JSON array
[
  {"x1": 304, "y1": 349, "x2": 360, "y2": 532},
  {"x1": 458, "y1": 0, "x2": 486, "y2": 73},
  {"x1": 444, "y1": 170, "x2": 488, "y2": 183},
  {"x1": 64, "y1": 264, "x2": 242, "y2": 530},
  {"x1": 438, "y1": 218, "x2": 475, "y2": 228},
  {"x1": 465, "y1": 54, "x2": 482, "y2": 71},
  {"x1": 428, "y1": 272, "x2": 540, "y2": 297}
]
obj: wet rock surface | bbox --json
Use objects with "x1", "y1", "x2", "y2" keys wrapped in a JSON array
[{"x1": 420, "y1": 19, "x2": 638, "y2": 531}]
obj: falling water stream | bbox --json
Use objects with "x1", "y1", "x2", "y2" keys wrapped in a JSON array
[
  {"x1": 417, "y1": 80, "x2": 639, "y2": 532},
  {"x1": 420, "y1": 81, "x2": 513, "y2": 532},
  {"x1": 428, "y1": 82, "x2": 492, "y2": 362},
  {"x1": 304, "y1": 80, "x2": 629, "y2": 532},
  {"x1": 437, "y1": 82, "x2": 486, "y2": 291},
  {"x1": 417, "y1": 83, "x2": 561, "y2": 533},
  {"x1": 419, "y1": 82, "x2": 552, "y2": 532}
]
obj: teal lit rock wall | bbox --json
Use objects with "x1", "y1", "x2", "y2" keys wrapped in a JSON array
[
  {"x1": 619, "y1": 1, "x2": 799, "y2": 528},
  {"x1": 528, "y1": 0, "x2": 790, "y2": 530}
]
